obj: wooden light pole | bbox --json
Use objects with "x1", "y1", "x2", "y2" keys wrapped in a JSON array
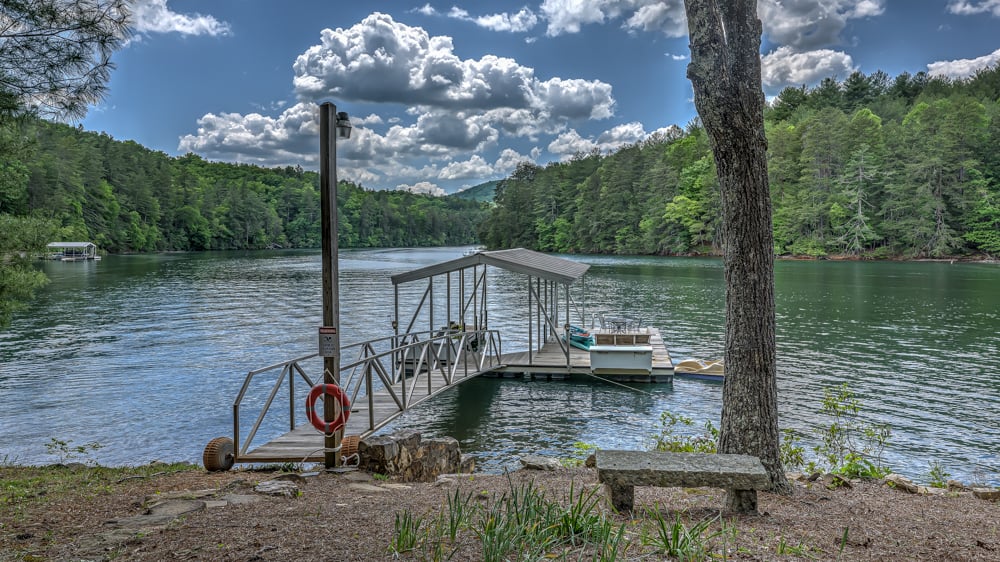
[{"x1": 319, "y1": 102, "x2": 351, "y2": 469}]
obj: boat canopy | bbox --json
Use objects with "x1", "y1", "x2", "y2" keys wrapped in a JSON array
[
  {"x1": 47, "y1": 242, "x2": 96, "y2": 251},
  {"x1": 391, "y1": 248, "x2": 589, "y2": 286}
]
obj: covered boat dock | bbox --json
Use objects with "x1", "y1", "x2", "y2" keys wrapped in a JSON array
[
  {"x1": 390, "y1": 248, "x2": 672, "y2": 382},
  {"x1": 46, "y1": 241, "x2": 99, "y2": 261}
]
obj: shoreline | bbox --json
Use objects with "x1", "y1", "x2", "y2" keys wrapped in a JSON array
[{"x1": 3, "y1": 461, "x2": 999, "y2": 561}]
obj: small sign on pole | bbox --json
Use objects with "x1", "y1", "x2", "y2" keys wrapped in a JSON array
[{"x1": 318, "y1": 326, "x2": 337, "y2": 357}]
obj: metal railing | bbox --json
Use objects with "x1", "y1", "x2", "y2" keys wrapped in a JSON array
[{"x1": 231, "y1": 329, "x2": 503, "y2": 459}]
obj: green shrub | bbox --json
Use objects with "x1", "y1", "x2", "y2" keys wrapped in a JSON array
[{"x1": 651, "y1": 411, "x2": 718, "y2": 453}]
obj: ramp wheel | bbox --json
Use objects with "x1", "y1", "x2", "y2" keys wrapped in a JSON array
[
  {"x1": 342, "y1": 434, "x2": 360, "y2": 459},
  {"x1": 203, "y1": 437, "x2": 234, "y2": 472}
]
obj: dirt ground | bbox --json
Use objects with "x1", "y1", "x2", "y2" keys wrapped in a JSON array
[{"x1": 2, "y1": 464, "x2": 999, "y2": 561}]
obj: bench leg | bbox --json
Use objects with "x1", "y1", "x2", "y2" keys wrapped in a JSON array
[
  {"x1": 606, "y1": 483, "x2": 634, "y2": 511},
  {"x1": 724, "y1": 489, "x2": 758, "y2": 514}
]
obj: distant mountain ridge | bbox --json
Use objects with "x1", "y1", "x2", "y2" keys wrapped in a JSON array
[{"x1": 450, "y1": 180, "x2": 499, "y2": 202}]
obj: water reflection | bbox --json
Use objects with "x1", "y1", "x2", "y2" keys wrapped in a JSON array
[{"x1": 0, "y1": 249, "x2": 997, "y2": 485}]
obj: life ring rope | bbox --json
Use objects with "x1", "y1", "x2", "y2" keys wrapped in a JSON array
[{"x1": 305, "y1": 383, "x2": 351, "y2": 435}]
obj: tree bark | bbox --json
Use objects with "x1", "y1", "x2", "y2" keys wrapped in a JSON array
[{"x1": 683, "y1": 0, "x2": 792, "y2": 495}]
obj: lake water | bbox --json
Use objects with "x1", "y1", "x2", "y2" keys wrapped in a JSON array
[{"x1": 1, "y1": 248, "x2": 997, "y2": 485}]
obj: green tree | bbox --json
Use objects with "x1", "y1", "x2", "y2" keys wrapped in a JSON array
[
  {"x1": 834, "y1": 144, "x2": 881, "y2": 255},
  {"x1": 962, "y1": 169, "x2": 1000, "y2": 255},
  {"x1": 0, "y1": 0, "x2": 130, "y2": 118},
  {"x1": 0, "y1": 214, "x2": 55, "y2": 327}
]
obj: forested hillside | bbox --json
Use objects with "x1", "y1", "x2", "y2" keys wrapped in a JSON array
[
  {"x1": 0, "y1": 120, "x2": 487, "y2": 252},
  {"x1": 452, "y1": 180, "x2": 500, "y2": 202},
  {"x1": 479, "y1": 67, "x2": 1000, "y2": 258}
]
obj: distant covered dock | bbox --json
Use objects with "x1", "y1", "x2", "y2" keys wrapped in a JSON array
[{"x1": 46, "y1": 242, "x2": 100, "y2": 261}]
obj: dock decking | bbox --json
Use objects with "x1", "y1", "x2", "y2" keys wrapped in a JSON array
[{"x1": 492, "y1": 326, "x2": 673, "y2": 382}]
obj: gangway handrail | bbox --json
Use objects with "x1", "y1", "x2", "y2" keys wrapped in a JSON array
[{"x1": 231, "y1": 328, "x2": 502, "y2": 460}]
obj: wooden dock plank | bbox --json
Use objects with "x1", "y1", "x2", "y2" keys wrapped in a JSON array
[{"x1": 496, "y1": 327, "x2": 672, "y2": 379}]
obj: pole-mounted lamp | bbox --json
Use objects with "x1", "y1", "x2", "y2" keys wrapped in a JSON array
[
  {"x1": 336, "y1": 111, "x2": 352, "y2": 139},
  {"x1": 319, "y1": 102, "x2": 351, "y2": 469}
]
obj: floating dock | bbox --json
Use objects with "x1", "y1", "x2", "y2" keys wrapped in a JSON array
[{"x1": 492, "y1": 327, "x2": 672, "y2": 382}]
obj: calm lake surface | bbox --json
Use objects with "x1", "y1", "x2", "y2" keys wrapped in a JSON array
[{"x1": 1, "y1": 248, "x2": 998, "y2": 485}]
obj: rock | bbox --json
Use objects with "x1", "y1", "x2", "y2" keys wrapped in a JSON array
[
  {"x1": 421, "y1": 437, "x2": 462, "y2": 479},
  {"x1": 148, "y1": 499, "x2": 205, "y2": 518},
  {"x1": 973, "y1": 487, "x2": 1000, "y2": 501},
  {"x1": 254, "y1": 480, "x2": 299, "y2": 497},
  {"x1": 434, "y1": 476, "x2": 457, "y2": 488},
  {"x1": 585, "y1": 453, "x2": 597, "y2": 468},
  {"x1": 918, "y1": 486, "x2": 948, "y2": 496},
  {"x1": 520, "y1": 454, "x2": 561, "y2": 471},
  {"x1": 817, "y1": 473, "x2": 851, "y2": 489},
  {"x1": 221, "y1": 494, "x2": 261, "y2": 505},
  {"x1": 885, "y1": 473, "x2": 918, "y2": 493},
  {"x1": 144, "y1": 489, "x2": 217, "y2": 505},
  {"x1": 946, "y1": 479, "x2": 969, "y2": 491},
  {"x1": 460, "y1": 453, "x2": 477, "y2": 473},
  {"x1": 359, "y1": 430, "x2": 463, "y2": 482},
  {"x1": 833, "y1": 475, "x2": 853, "y2": 489},
  {"x1": 107, "y1": 500, "x2": 205, "y2": 528},
  {"x1": 785, "y1": 471, "x2": 804, "y2": 482}
]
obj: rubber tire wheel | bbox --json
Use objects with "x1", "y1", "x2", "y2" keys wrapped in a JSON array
[{"x1": 203, "y1": 437, "x2": 234, "y2": 472}]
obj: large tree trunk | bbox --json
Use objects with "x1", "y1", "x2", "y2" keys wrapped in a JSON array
[{"x1": 684, "y1": 0, "x2": 792, "y2": 497}]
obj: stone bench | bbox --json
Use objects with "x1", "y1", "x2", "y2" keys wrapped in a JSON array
[{"x1": 595, "y1": 450, "x2": 770, "y2": 514}]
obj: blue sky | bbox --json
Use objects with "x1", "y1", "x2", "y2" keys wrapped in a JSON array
[{"x1": 80, "y1": 0, "x2": 1000, "y2": 195}]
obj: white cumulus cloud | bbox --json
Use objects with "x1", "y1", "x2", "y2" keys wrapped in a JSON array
[
  {"x1": 177, "y1": 103, "x2": 318, "y2": 165},
  {"x1": 398, "y1": 181, "x2": 446, "y2": 197},
  {"x1": 494, "y1": 147, "x2": 540, "y2": 175},
  {"x1": 947, "y1": 0, "x2": 1000, "y2": 16},
  {"x1": 927, "y1": 48, "x2": 1000, "y2": 78},
  {"x1": 761, "y1": 46, "x2": 856, "y2": 92},
  {"x1": 448, "y1": 6, "x2": 539, "y2": 32},
  {"x1": 177, "y1": 12, "x2": 628, "y2": 191},
  {"x1": 439, "y1": 155, "x2": 494, "y2": 180},
  {"x1": 624, "y1": 1, "x2": 688, "y2": 37},
  {"x1": 758, "y1": 0, "x2": 884, "y2": 50},
  {"x1": 540, "y1": 0, "x2": 687, "y2": 37},
  {"x1": 132, "y1": 0, "x2": 231, "y2": 36},
  {"x1": 291, "y1": 12, "x2": 614, "y2": 123},
  {"x1": 548, "y1": 122, "x2": 648, "y2": 160},
  {"x1": 412, "y1": 3, "x2": 437, "y2": 16}
]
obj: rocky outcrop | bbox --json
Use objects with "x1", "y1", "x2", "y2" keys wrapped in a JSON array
[
  {"x1": 358, "y1": 430, "x2": 463, "y2": 482},
  {"x1": 885, "y1": 473, "x2": 919, "y2": 493}
]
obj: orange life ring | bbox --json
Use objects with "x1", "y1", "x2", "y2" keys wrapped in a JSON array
[{"x1": 305, "y1": 383, "x2": 351, "y2": 434}]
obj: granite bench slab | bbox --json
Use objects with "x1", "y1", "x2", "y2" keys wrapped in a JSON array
[{"x1": 595, "y1": 450, "x2": 770, "y2": 513}]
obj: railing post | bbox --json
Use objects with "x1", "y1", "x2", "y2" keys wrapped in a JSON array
[
  {"x1": 367, "y1": 363, "x2": 375, "y2": 432},
  {"x1": 289, "y1": 362, "x2": 296, "y2": 430}
]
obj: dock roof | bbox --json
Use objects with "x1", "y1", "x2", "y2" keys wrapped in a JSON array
[
  {"x1": 391, "y1": 248, "x2": 589, "y2": 286},
  {"x1": 47, "y1": 242, "x2": 96, "y2": 249}
]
